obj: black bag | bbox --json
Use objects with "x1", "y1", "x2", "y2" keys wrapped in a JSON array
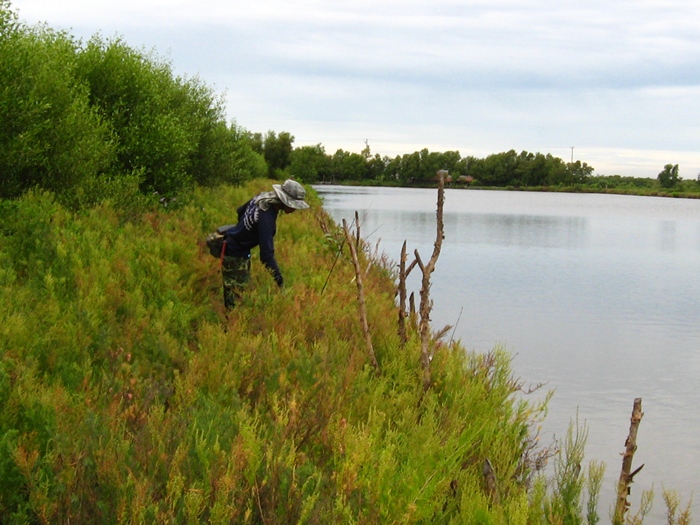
[{"x1": 206, "y1": 224, "x2": 235, "y2": 258}]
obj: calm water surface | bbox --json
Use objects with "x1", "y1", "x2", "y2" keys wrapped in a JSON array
[{"x1": 316, "y1": 185, "x2": 700, "y2": 516}]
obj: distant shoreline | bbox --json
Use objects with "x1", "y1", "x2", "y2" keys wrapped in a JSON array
[{"x1": 314, "y1": 180, "x2": 700, "y2": 199}]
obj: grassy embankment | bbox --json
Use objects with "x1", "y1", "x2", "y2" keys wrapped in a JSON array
[{"x1": 0, "y1": 179, "x2": 652, "y2": 524}]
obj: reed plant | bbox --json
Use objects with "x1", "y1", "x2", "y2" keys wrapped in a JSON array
[{"x1": 0, "y1": 180, "x2": 689, "y2": 523}]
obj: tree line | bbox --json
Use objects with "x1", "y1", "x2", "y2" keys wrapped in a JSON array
[
  {"x1": 272, "y1": 139, "x2": 697, "y2": 194},
  {"x1": 0, "y1": 0, "x2": 268, "y2": 207},
  {"x1": 286, "y1": 143, "x2": 595, "y2": 187},
  {"x1": 2, "y1": 0, "x2": 696, "y2": 210}
]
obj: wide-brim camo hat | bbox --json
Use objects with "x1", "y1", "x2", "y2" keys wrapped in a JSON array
[{"x1": 273, "y1": 179, "x2": 310, "y2": 210}]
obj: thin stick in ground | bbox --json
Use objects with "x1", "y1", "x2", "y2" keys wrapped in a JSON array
[
  {"x1": 398, "y1": 240, "x2": 418, "y2": 347},
  {"x1": 342, "y1": 216, "x2": 380, "y2": 372}
]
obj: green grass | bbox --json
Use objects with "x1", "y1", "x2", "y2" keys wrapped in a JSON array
[{"x1": 0, "y1": 181, "x2": 687, "y2": 524}]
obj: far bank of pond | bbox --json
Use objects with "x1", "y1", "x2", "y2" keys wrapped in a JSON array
[{"x1": 317, "y1": 180, "x2": 700, "y2": 199}]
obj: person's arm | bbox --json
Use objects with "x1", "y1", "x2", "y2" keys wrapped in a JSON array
[{"x1": 258, "y1": 210, "x2": 283, "y2": 287}]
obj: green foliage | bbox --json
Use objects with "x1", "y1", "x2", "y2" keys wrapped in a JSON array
[
  {"x1": 7, "y1": 0, "x2": 699, "y2": 206},
  {"x1": 75, "y1": 35, "x2": 209, "y2": 197},
  {"x1": 329, "y1": 148, "x2": 369, "y2": 182},
  {"x1": 0, "y1": 5, "x2": 114, "y2": 199},
  {"x1": 0, "y1": 5, "x2": 694, "y2": 517},
  {"x1": 588, "y1": 174, "x2": 656, "y2": 190},
  {"x1": 526, "y1": 418, "x2": 614, "y2": 525},
  {"x1": 658, "y1": 163, "x2": 680, "y2": 189},
  {"x1": 466, "y1": 150, "x2": 593, "y2": 187},
  {"x1": 663, "y1": 488, "x2": 692, "y2": 525},
  {"x1": 381, "y1": 148, "x2": 457, "y2": 184},
  {"x1": 192, "y1": 121, "x2": 268, "y2": 187},
  {"x1": 548, "y1": 416, "x2": 588, "y2": 525},
  {"x1": 586, "y1": 460, "x2": 606, "y2": 525},
  {"x1": 0, "y1": 179, "x2": 562, "y2": 523},
  {"x1": 289, "y1": 145, "x2": 599, "y2": 189},
  {"x1": 60, "y1": 168, "x2": 153, "y2": 214},
  {"x1": 0, "y1": 6, "x2": 266, "y2": 206},
  {"x1": 0, "y1": 179, "x2": 691, "y2": 522},
  {"x1": 288, "y1": 144, "x2": 330, "y2": 183},
  {"x1": 0, "y1": 0, "x2": 15, "y2": 31},
  {"x1": 262, "y1": 130, "x2": 295, "y2": 177}
]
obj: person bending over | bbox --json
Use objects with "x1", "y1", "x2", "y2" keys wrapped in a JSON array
[{"x1": 221, "y1": 179, "x2": 309, "y2": 309}]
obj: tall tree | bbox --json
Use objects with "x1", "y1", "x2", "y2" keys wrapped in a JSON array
[
  {"x1": 288, "y1": 144, "x2": 329, "y2": 183},
  {"x1": 263, "y1": 131, "x2": 294, "y2": 177},
  {"x1": 329, "y1": 149, "x2": 365, "y2": 181},
  {"x1": 657, "y1": 163, "x2": 679, "y2": 188},
  {"x1": 0, "y1": 5, "x2": 114, "y2": 199}
]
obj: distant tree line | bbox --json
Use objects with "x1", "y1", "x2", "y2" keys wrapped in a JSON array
[
  {"x1": 285, "y1": 144, "x2": 697, "y2": 194},
  {"x1": 2, "y1": 0, "x2": 697, "y2": 209},
  {"x1": 286, "y1": 144, "x2": 596, "y2": 187}
]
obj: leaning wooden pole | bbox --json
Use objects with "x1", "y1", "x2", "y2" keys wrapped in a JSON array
[
  {"x1": 614, "y1": 397, "x2": 645, "y2": 525},
  {"x1": 342, "y1": 218, "x2": 380, "y2": 372}
]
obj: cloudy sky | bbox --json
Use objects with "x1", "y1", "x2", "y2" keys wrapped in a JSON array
[{"x1": 9, "y1": 0, "x2": 700, "y2": 178}]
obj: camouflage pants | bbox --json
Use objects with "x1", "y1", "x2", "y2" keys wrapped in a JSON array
[{"x1": 222, "y1": 255, "x2": 251, "y2": 309}]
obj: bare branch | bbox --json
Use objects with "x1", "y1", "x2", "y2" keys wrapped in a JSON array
[
  {"x1": 398, "y1": 241, "x2": 409, "y2": 346},
  {"x1": 434, "y1": 324, "x2": 452, "y2": 341},
  {"x1": 448, "y1": 306, "x2": 463, "y2": 345},
  {"x1": 413, "y1": 249, "x2": 425, "y2": 272},
  {"x1": 416, "y1": 170, "x2": 447, "y2": 390},
  {"x1": 405, "y1": 259, "x2": 418, "y2": 276},
  {"x1": 342, "y1": 218, "x2": 380, "y2": 372}
]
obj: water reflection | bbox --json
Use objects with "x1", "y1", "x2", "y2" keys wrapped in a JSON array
[
  {"x1": 447, "y1": 213, "x2": 588, "y2": 248},
  {"x1": 342, "y1": 209, "x2": 590, "y2": 250},
  {"x1": 658, "y1": 220, "x2": 677, "y2": 251}
]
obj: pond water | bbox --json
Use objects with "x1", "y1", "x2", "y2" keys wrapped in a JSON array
[{"x1": 315, "y1": 184, "x2": 700, "y2": 518}]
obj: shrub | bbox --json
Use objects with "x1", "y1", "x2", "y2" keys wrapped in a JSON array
[
  {"x1": 0, "y1": 3, "x2": 114, "y2": 199},
  {"x1": 9, "y1": 181, "x2": 680, "y2": 523}
]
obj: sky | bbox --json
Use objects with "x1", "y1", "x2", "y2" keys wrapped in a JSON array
[{"x1": 9, "y1": 0, "x2": 700, "y2": 178}]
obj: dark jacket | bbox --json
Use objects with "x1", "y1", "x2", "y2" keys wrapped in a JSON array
[{"x1": 224, "y1": 197, "x2": 283, "y2": 286}]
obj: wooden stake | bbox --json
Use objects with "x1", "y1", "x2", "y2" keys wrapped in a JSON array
[{"x1": 614, "y1": 397, "x2": 645, "y2": 524}]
